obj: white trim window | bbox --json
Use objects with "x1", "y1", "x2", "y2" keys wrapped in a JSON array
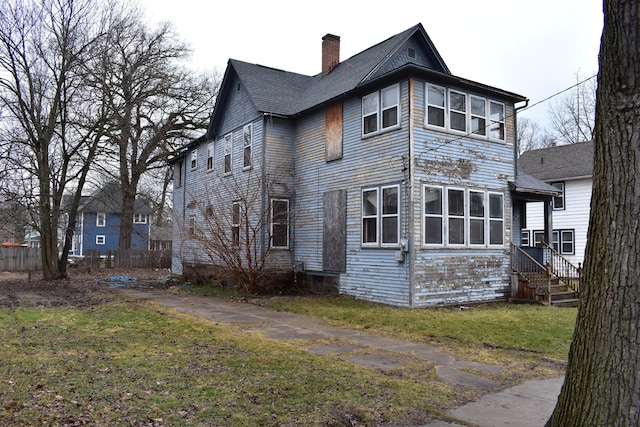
[
  {"x1": 243, "y1": 124, "x2": 252, "y2": 169},
  {"x1": 425, "y1": 84, "x2": 507, "y2": 142},
  {"x1": 190, "y1": 149, "x2": 198, "y2": 170},
  {"x1": 560, "y1": 230, "x2": 575, "y2": 255},
  {"x1": 422, "y1": 185, "x2": 504, "y2": 247},
  {"x1": 489, "y1": 101, "x2": 506, "y2": 140},
  {"x1": 231, "y1": 202, "x2": 240, "y2": 247},
  {"x1": 133, "y1": 214, "x2": 147, "y2": 224},
  {"x1": 551, "y1": 181, "x2": 565, "y2": 210},
  {"x1": 449, "y1": 90, "x2": 467, "y2": 132},
  {"x1": 521, "y1": 230, "x2": 530, "y2": 247},
  {"x1": 362, "y1": 84, "x2": 399, "y2": 136},
  {"x1": 470, "y1": 95, "x2": 487, "y2": 136},
  {"x1": 270, "y1": 199, "x2": 289, "y2": 249},
  {"x1": 96, "y1": 235, "x2": 105, "y2": 245},
  {"x1": 206, "y1": 143, "x2": 214, "y2": 171},
  {"x1": 224, "y1": 133, "x2": 233, "y2": 175},
  {"x1": 96, "y1": 213, "x2": 106, "y2": 227},
  {"x1": 426, "y1": 84, "x2": 445, "y2": 128},
  {"x1": 362, "y1": 185, "x2": 400, "y2": 247}
]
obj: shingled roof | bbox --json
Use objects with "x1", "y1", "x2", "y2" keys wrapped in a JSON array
[
  {"x1": 519, "y1": 141, "x2": 594, "y2": 181},
  {"x1": 205, "y1": 23, "x2": 526, "y2": 141},
  {"x1": 79, "y1": 182, "x2": 152, "y2": 215}
]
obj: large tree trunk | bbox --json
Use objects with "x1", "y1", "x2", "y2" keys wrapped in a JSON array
[{"x1": 546, "y1": 1, "x2": 640, "y2": 425}]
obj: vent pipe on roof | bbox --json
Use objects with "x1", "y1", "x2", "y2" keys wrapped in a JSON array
[{"x1": 322, "y1": 34, "x2": 340, "y2": 76}]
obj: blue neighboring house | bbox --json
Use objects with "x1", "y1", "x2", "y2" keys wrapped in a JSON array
[
  {"x1": 171, "y1": 23, "x2": 553, "y2": 307},
  {"x1": 69, "y1": 182, "x2": 151, "y2": 256}
]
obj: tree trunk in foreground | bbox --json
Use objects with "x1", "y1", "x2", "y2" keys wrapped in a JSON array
[{"x1": 546, "y1": 1, "x2": 640, "y2": 425}]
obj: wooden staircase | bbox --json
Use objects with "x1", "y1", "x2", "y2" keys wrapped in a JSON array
[{"x1": 511, "y1": 243, "x2": 582, "y2": 307}]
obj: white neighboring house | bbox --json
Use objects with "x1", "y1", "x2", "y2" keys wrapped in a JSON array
[{"x1": 518, "y1": 141, "x2": 594, "y2": 267}]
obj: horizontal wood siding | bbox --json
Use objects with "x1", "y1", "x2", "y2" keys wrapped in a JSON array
[
  {"x1": 294, "y1": 81, "x2": 412, "y2": 306},
  {"x1": 410, "y1": 78, "x2": 515, "y2": 306},
  {"x1": 525, "y1": 177, "x2": 591, "y2": 265}
]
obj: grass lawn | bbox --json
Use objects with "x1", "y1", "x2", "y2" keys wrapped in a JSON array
[
  {"x1": 1, "y1": 297, "x2": 460, "y2": 426},
  {"x1": 1, "y1": 285, "x2": 577, "y2": 426}
]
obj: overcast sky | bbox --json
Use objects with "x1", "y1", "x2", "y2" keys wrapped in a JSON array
[{"x1": 143, "y1": 0, "x2": 603, "y2": 129}]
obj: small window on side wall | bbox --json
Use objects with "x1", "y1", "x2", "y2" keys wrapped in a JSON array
[
  {"x1": 551, "y1": 182, "x2": 565, "y2": 210},
  {"x1": 362, "y1": 84, "x2": 399, "y2": 136},
  {"x1": 243, "y1": 124, "x2": 252, "y2": 170},
  {"x1": 190, "y1": 149, "x2": 198, "y2": 170},
  {"x1": 271, "y1": 199, "x2": 289, "y2": 249}
]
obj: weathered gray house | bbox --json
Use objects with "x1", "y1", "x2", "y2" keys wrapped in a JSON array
[{"x1": 171, "y1": 23, "x2": 540, "y2": 307}]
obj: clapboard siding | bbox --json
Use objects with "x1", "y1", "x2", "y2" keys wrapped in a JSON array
[
  {"x1": 293, "y1": 81, "x2": 412, "y2": 304},
  {"x1": 525, "y1": 177, "x2": 591, "y2": 265}
]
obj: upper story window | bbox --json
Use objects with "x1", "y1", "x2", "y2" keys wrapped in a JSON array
[
  {"x1": 224, "y1": 133, "x2": 233, "y2": 175},
  {"x1": 243, "y1": 124, "x2": 252, "y2": 170},
  {"x1": 206, "y1": 143, "x2": 214, "y2": 171},
  {"x1": 362, "y1": 184, "x2": 399, "y2": 247},
  {"x1": 425, "y1": 83, "x2": 506, "y2": 142},
  {"x1": 551, "y1": 182, "x2": 565, "y2": 210},
  {"x1": 190, "y1": 149, "x2": 198, "y2": 170},
  {"x1": 96, "y1": 213, "x2": 106, "y2": 227},
  {"x1": 133, "y1": 214, "x2": 147, "y2": 224},
  {"x1": 176, "y1": 159, "x2": 184, "y2": 187},
  {"x1": 362, "y1": 84, "x2": 399, "y2": 136}
]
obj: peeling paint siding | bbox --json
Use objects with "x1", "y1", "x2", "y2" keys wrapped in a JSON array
[
  {"x1": 407, "y1": 79, "x2": 515, "y2": 306},
  {"x1": 293, "y1": 81, "x2": 412, "y2": 304}
]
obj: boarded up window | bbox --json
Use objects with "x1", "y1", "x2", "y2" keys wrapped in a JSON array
[
  {"x1": 325, "y1": 102, "x2": 343, "y2": 161},
  {"x1": 323, "y1": 189, "x2": 346, "y2": 272}
]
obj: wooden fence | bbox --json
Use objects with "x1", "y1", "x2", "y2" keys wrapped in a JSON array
[
  {"x1": 0, "y1": 247, "x2": 41, "y2": 271},
  {"x1": 1, "y1": 247, "x2": 170, "y2": 272}
]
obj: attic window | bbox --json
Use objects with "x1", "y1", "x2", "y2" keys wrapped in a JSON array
[{"x1": 407, "y1": 47, "x2": 416, "y2": 59}]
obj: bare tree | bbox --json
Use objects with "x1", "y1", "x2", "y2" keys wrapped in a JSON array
[
  {"x1": 181, "y1": 167, "x2": 291, "y2": 293},
  {"x1": 0, "y1": 0, "x2": 109, "y2": 279},
  {"x1": 517, "y1": 116, "x2": 557, "y2": 155},
  {"x1": 92, "y1": 12, "x2": 219, "y2": 250},
  {"x1": 548, "y1": 71, "x2": 597, "y2": 145},
  {"x1": 546, "y1": 1, "x2": 640, "y2": 425}
]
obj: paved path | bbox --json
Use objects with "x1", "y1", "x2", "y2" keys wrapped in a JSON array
[{"x1": 126, "y1": 289, "x2": 563, "y2": 426}]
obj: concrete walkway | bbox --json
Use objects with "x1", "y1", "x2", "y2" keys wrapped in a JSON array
[{"x1": 125, "y1": 289, "x2": 563, "y2": 426}]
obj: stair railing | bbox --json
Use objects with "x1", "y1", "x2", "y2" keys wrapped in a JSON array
[{"x1": 540, "y1": 241, "x2": 582, "y2": 295}]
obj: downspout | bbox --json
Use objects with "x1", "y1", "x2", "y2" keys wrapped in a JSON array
[
  {"x1": 408, "y1": 78, "x2": 415, "y2": 307},
  {"x1": 513, "y1": 99, "x2": 529, "y2": 178}
]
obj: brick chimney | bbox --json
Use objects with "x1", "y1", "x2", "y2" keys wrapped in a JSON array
[{"x1": 322, "y1": 34, "x2": 340, "y2": 76}]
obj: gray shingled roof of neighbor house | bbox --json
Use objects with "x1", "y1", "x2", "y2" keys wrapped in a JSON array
[
  {"x1": 518, "y1": 140, "x2": 594, "y2": 181},
  {"x1": 79, "y1": 182, "x2": 153, "y2": 215}
]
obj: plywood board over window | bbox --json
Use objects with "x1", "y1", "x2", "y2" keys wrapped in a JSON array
[
  {"x1": 325, "y1": 102, "x2": 343, "y2": 161},
  {"x1": 323, "y1": 189, "x2": 346, "y2": 272}
]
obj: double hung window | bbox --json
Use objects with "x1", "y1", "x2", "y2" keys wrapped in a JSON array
[
  {"x1": 243, "y1": 124, "x2": 252, "y2": 169},
  {"x1": 551, "y1": 182, "x2": 565, "y2": 210},
  {"x1": 96, "y1": 213, "x2": 106, "y2": 227},
  {"x1": 271, "y1": 199, "x2": 289, "y2": 249},
  {"x1": 190, "y1": 149, "x2": 198, "y2": 170},
  {"x1": 231, "y1": 202, "x2": 240, "y2": 247},
  {"x1": 423, "y1": 186, "x2": 504, "y2": 247},
  {"x1": 425, "y1": 84, "x2": 506, "y2": 141},
  {"x1": 224, "y1": 133, "x2": 233, "y2": 175},
  {"x1": 362, "y1": 84, "x2": 399, "y2": 136},
  {"x1": 206, "y1": 143, "x2": 214, "y2": 171},
  {"x1": 362, "y1": 185, "x2": 399, "y2": 246}
]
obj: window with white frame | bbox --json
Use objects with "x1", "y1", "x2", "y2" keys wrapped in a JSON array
[
  {"x1": 206, "y1": 143, "x2": 214, "y2": 171},
  {"x1": 271, "y1": 199, "x2": 289, "y2": 248},
  {"x1": 426, "y1": 85, "x2": 445, "y2": 128},
  {"x1": 176, "y1": 159, "x2": 184, "y2": 187},
  {"x1": 190, "y1": 149, "x2": 198, "y2": 170},
  {"x1": 133, "y1": 214, "x2": 147, "y2": 224},
  {"x1": 362, "y1": 84, "x2": 399, "y2": 136},
  {"x1": 362, "y1": 185, "x2": 399, "y2": 246},
  {"x1": 425, "y1": 84, "x2": 507, "y2": 141},
  {"x1": 243, "y1": 124, "x2": 252, "y2": 169},
  {"x1": 231, "y1": 202, "x2": 240, "y2": 247},
  {"x1": 489, "y1": 101, "x2": 506, "y2": 140},
  {"x1": 96, "y1": 235, "x2": 105, "y2": 245},
  {"x1": 449, "y1": 90, "x2": 467, "y2": 132},
  {"x1": 551, "y1": 182, "x2": 565, "y2": 210},
  {"x1": 423, "y1": 186, "x2": 504, "y2": 247},
  {"x1": 521, "y1": 230, "x2": 530, "y2": 247},
  {"x1": 560, "y1": 230, "x2": 575, "y2": 254},
  {"x1": 96, "y1": 213, "x2": 106, "y2": 227},
  {"x1": 224, "y1": 133, "x2": 233, "y2": 175},
  {"x1": 470, "y1": 95, "x2": 487, "y2": 136}
]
